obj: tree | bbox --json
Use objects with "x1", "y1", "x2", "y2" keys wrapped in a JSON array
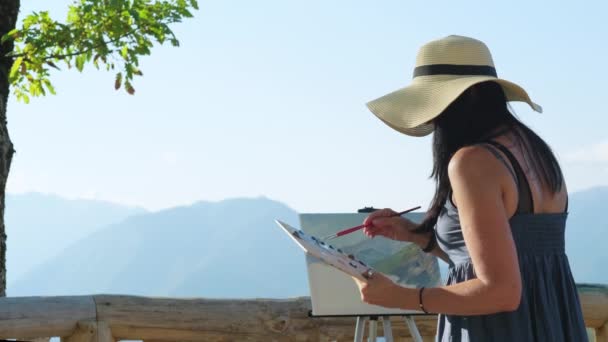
[{"x1": 0, "y1": 0, "x2": 198, "y2": 296}]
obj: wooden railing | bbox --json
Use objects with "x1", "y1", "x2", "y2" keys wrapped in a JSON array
[{"x1": 1, "y1": 284, "x2": 606, "y2": 342}]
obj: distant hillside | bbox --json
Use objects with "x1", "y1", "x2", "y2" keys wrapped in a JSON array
[
  {"x1": 7, "y1": 187, "x2": 607, "y2": 298},
  {"x1": 9, "y1": 197, "x2": 306, "y2": 298},
  {"x1": 566, "y1": 186, "x2": 608, "y2": 284},
  {"x1": 5, "y1": 192, "x2": 146, "y2": 284}
]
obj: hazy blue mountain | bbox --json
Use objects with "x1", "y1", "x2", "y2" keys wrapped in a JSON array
[
  {"x1": 9, "y1": 197, "x2": 307, "y2": 298},
  {"x1": 5, "y1": 192, "x2": 146, "y2": 284},
  {"x1": 565, "y1": 186, "x2": 608, "y2": 284},
  {"x1": 7, "y1": 188, "x2": 607, "y2": 298}
]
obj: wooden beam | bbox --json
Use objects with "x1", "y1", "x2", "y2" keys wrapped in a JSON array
[
  {"x1": 97, "y1": 321, "x2": 115, "y2": 342},
  {"x1": 61, "y1": 320, "x2": 115, "y2": 342},
  {"x1": 0, "y1": 296, "x2": 95, "y2": 338},
  {"x1": 0, "y1": 284, "x2": 605, "y2": 341},
  {"x1": 94, "y1": 295, "x2": 437, "y2": 341},
  {"x1": 62, "y1": 320, "x2": 96, "y2": 342},
  {"x1": 579, "y1": 284, "x2": 608, "y2": 329},
  {"x1": 597, "y1": 321, "x2": 608, "y2": 342}
]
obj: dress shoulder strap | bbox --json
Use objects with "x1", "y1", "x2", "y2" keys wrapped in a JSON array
[
  {"x1": 482, "y1": 140, "x2": 535, "y2": 214},
  {"x1": 477, "y1": 143, "x2": 518, "y2": 186}
]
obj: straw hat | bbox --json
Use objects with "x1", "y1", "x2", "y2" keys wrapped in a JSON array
[{"x1": 366, "y1": 35, "x2": 542, "y2": 137}]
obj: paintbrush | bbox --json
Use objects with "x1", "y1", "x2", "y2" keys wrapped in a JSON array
[{"x1": 322, "y1": 206, "x2": 421, "y2": 241}]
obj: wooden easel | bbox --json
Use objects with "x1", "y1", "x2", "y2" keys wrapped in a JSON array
[{"x1": 353, "y1": 315, "x2": 423, "y2": 342}]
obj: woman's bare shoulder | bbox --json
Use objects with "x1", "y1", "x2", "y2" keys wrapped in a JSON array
[{"x1": 448, "y1": 145, "x2": 507, "y2": 179}]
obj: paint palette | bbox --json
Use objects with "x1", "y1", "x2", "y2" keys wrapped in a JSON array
[{"x1": 275, "y1": 220, "x2": 374, "y2": 281}]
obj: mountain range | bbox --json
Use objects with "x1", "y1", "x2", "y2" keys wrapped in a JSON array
[
  {"x1": 6, "y1": 187, "x2": 608, "y2": 297},
  {"x1": 6, "y1": 193, "x2": 146, "y2": 283},
  {"x1": 8, "y1": 196, "x2": 306, "y2": 298}
]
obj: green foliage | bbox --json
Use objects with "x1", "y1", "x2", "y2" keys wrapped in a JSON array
[{"x1": 1, "y1": 0, "x2": 198, "y2": 102}]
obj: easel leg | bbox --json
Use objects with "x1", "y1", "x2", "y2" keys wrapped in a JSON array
[
  {"x1": 368, "y1": 317, "x2": 378, "y2": 342},
  {"x1": 382, "y1": 316, "x2": 394, "y2": 342},
  {"x1": 354, "y1": 316, "x2": 367, "y2": 342},
  {"x1": 404, "y1": 316, "x2": 423, "y2": 342}
]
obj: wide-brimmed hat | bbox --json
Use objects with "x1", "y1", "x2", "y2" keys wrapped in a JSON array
[{"x1": 366, "y1": 35, "x2": 542, "y2": 137}]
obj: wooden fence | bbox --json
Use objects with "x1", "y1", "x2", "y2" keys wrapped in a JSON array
[{"x1": 0, "y1": 284, "x2": 606, "y2": 341}]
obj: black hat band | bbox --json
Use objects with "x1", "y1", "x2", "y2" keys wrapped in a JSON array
[{"x1": 413, "y1": 64, "x2": 497, "y2": 78}]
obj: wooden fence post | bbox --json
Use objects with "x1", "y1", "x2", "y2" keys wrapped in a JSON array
[
  {"x1": 597, "y1": 321, "x2": 608, "y2": 342},
  {"x1": 62, "y1": 320, "x2": 115, "y2": 342}
]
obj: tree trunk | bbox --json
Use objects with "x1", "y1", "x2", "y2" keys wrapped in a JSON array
[{"x1": 0, "y1": 0, "x2": 20, "y2": 297}]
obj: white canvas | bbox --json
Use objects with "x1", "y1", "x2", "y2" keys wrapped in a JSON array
[{"x1": 305, "y1": 254, "x2": 419, "y2": 316}]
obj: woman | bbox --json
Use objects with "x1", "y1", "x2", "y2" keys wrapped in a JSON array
[{"x1": 353, "y1": 35, "x2": 588, "y2": 341}]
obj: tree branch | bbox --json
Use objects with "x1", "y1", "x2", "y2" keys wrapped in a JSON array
[{"x1": 9, "y1": 28, "x2": 137, "y2": 62}]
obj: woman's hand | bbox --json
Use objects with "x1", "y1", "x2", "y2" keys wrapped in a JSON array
[
  {"x1": 352, "y1": 272, "x2": 407, "y2": 309},
  {"x1": 362, "y1": 208, "x2": 423, "y2": 244}
]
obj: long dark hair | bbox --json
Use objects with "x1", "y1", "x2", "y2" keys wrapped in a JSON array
[{"x1": 415, "y1": 81, "x2": 564, "y2": 233}]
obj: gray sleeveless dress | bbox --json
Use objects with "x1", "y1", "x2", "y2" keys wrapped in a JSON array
[{"x1": 434, "y1": 141, "x2": 588, "y2": 342}]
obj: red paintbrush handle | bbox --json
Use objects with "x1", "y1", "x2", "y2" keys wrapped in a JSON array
[
  {"x1": 335, "y1": 224, "x2": 366, "y2": 237},
  {"x1": 333, "y1": 206, "x2": 421, "y2": 238}
]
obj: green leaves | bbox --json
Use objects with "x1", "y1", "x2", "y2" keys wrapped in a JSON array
[
  {"x1": 0, "y1": 29, "x2": 19, "y2": 44},
  {"x1": 75, "y1": 55, "x2": 86, "y2": 72},
  {"x1": 121, "y1": 45, "x2": 129, "y2": 59},
  {"x1": 9, "y1": 57, "x2": 23, "y2": 83},
  {"x1": 1, "y1": 0, "x2": 198, "y2": 101}
]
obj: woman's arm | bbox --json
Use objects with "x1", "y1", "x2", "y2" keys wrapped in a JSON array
[
  {"x1": 411, "y1": 230, "x2": 450, "y2": 264},
  {"x1": 363, "y1": 209, "x2": 450, "y2": 263},
  {"x1": 356, "y1": 146, "x2": 522, "y2": 315}
]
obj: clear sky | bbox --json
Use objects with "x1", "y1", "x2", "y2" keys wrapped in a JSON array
[{"x1": 6, "y1": 0, "x2": 608, "y2": 213}]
